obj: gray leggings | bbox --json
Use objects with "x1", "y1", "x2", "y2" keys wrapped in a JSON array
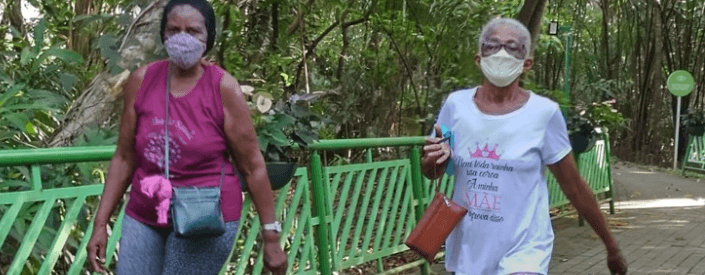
[{"x1": 116, "y1": 215, "x2": 239, "y2": 275}]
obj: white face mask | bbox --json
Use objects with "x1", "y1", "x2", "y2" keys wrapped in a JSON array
[
  {"x1": 480, "y1": 49, "x2": 525, "y2": 87},
  {"x1": 164, "y1": 33, "x2": 206, "y2": 69}
]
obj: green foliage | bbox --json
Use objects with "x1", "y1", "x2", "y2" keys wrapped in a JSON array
[
  {"x1": 253, "y1": 100, "x2": 325, "y2": 162},
  {"x1": 524, "y1": 80, "x2": 570, "y2": 109},
  {"x1": 0, "y1": 3, "x2": 131, "y2": 270},
  {"x1": 0, "y1": 18, "x2": 85, "y2": 149},
  {"x1": 212, "y1": 0, "x2": 530, "y2": 141},
  {"x1": 586, "y1": 102, "x2": 624, "y2": 130}
]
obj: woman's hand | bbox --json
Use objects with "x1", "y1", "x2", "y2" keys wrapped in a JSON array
[
  {"x1": 422, "y1": 124, "x2": 452, "y2": 179},
  {"x1": 607, "y1": 249, "x2": 628, "y2": 275},
  {"x1": 423, "y1": 124, "x2": 451, "y2": 164},
  {"x1": 262, "y1": 231, "x2": 287, "y2": 274},
  {"x1": 87, "y1": 224, "x2": 108, "y2": 273}
]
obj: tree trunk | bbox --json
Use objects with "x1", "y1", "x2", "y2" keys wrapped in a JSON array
[
  {"x1": 600, "y1": 0, "x2": 612, "y2": 80},
  {"x1": 632, "y1": 0, "x2": 663, "y2": 163},
  {"x1": 517, "y1": 0, "x2": 548, "y2": 57},
  {"x1": 3, "y1": 0, "x2": 25, "y2": 51},
  {"x1": 70, "y1": 0, "x2": 93, "y2": 58},
  {"x1": 47, "y1": 0, "x2": 168, "y2": 147},
  {"x1": 5, "y1": 0, "x2": 23, "y2": 34},
  {"x1": 269, "y1": 2, "x2": 278, "y2": 51}
]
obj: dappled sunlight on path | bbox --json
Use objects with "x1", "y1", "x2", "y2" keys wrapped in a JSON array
[
  {"x1": 550, "y1": 163, "x2": 705, "y2": 274},
  {"x1": 605, "y1": 198, "x2": 705, "y2": 210}
]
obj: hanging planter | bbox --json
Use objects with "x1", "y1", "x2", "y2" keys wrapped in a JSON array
[
  {"x1": 569, "y1": 129, "x2": 597, "y2": 154},
  {"x1": 688, "y1": 124, "x2": 705, "y2": 137},
  {"x1": 266, "y1": 162, "x2": 298, "y2": 190},
  {"x1": 238, "y1": 160, "x2": 297, "y2": 192},
  {"x1": 684, "y1": 109, "x2": 705, "y2": 137},
  {"x1": 568, "y1": 114, "x2": 598, "y2": 155}
]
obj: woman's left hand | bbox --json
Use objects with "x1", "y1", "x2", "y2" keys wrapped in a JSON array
[
  {"x1": 263, "y1": 231, "x2": 287, "y2": 274},
  {"x1": 607, "y1": 249, "x2": 628, "y2": 275}
]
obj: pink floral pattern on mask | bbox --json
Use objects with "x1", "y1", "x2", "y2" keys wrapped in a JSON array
[{"x1": 164, "y1": 33, "x2": 206, "y2": 69}]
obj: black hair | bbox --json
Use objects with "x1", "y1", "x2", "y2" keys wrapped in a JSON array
[{"x1": 160, "y1": 0, "x2": 216, "y2": 54}]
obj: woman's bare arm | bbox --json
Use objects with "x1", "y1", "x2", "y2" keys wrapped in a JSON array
[
  {"x1": 549, "y1": 154, "x2": 619, "y2": 252},
  {"x1": 219, "y1": 73, "x2": 277, "y2": 234}
]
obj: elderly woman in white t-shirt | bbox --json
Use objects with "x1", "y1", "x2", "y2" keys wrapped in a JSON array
[{"x1": 422, "y1": 18, "x2": 628, "y2": 275}]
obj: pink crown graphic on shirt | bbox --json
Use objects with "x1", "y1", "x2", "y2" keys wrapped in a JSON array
[{"x1": 469, "y1": 142, "x2": 502, "y2": 161}]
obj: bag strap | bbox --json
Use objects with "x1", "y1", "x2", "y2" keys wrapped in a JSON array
[
  {"x1": 165, "y1": 64, "x2": 226, "y2": 189},
  {"x1": 432, "y1": 147, "x2": 457, "y2": 207},
  {"x1": 218, "y1": 162, "x2": 225, "y2": 189},
  {"x1": 432, "y1": 159, "x2": 441, "y2": 193},
  {"x1": 432, "y1": 134, "x2": 451, "y2": 193},
  {"x1": 164, "y1": 64, "x2": 171, "y2": 179}
]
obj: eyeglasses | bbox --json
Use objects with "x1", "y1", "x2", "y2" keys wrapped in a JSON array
[{"x1": 481, "y1": 41, "x2": 526, "y2": 59}]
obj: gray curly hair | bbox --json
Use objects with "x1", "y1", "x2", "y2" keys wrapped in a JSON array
[{"x1": 477, "y1": 18, "x2": 531, "y2": 58}]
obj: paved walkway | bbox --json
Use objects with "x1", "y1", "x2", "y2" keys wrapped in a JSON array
[{"x1": 424, "y1": 162, "x2": 705, "y2": 274}]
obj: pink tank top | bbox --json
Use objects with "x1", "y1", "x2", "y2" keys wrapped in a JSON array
[{"x1": 126, "y1": 60, "x2": 243, "y2": 227}]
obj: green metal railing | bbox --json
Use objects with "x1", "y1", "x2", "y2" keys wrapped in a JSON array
[
  {"x1": 306, "y1": 137, "x2": 454, "y2": 275},
  {"x1": 683, "y1": 135, "x2": 705, "y2": 172},
  {"x1": 223, "y1": 167, "x2": 319, "y2": 275},
  {"x1": 0, "y1": 135, "x2": 613, "y2": 275},
  {"x1": 0, "y1": 150, "x2": 122, "y2": 275}
]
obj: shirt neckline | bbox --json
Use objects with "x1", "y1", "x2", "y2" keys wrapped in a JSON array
[
  {"x1": 469, "y1": 87, "x2": 534, "y2": 119},
  {"x1": 167, "y1": 63, "x2": 208, "y2": 100}
]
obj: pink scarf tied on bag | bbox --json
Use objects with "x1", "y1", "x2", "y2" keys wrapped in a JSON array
[{"x1": 139, "y1": 175, "x2": 173, "y2": 225}]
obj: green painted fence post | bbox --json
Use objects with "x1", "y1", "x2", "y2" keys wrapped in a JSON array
[
  {"x1": 700, "y1": 135, "x2": 704, "y2": 170},
  {"x1": 682, "y1": 136, "x2": 694, "y2": 173},
  {"x1": 604, "y1": 131, "x2": 615, "y2": 215},
  {"x1": 310, "y1": 150, "x2": 333, "y2": 275},
  {"x1": 366, "y1": 148, "x2": 383, "y2": 273},
  {"x1": 409, "y1": 147, "x2": 431, "y2": 275},
  {"x1": 576, "y1": 152, "x2": 585, "y2": 227},
  {"x1": 31, "y1": 165, "x2": 42, "y2": 191}
]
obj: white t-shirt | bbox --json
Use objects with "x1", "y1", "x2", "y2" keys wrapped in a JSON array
[{"x1": 438, "y1": 87, "x2": 572, "y2": 274}]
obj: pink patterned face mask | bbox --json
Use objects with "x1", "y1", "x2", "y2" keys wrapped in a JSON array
[{"x1": 164, "y1": 33, "x2": 206, "y2": 69}]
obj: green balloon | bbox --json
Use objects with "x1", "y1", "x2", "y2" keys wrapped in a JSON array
[{"x1": 667, "y1": 70, "x2": 694, "y2": 97}]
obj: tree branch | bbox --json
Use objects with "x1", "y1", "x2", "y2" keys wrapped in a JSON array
[
  {"x1": 286, "y1": 0, "x2": 316, "y2": 35},
  {"x1": 119, "y1": 0, "x2": 163, "y2": 51},
  {"x1": 293, "y1": 16, "x2": 369, "y2": 91},
  {"x1": 308, "y1": 21, "x2": 340, "y2": 53},
  {"x1": 381, "y1": 26, "x2": 422, "y2": 116}
]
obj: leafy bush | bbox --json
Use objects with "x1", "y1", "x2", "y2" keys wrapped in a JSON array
[
  {"x1": 585, "y1": 101, "x2": 624, "y2": 131},
  {"x1": 252, "y1": 98, "x2": 326, "y2": 162},
  {"x1": 0, "y1": 18, "x2": 84, "y2": 149}
]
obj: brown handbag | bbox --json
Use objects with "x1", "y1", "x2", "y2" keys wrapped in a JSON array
[{"x1": 405, "y1": 160, "x2": 467, "y2": 263}]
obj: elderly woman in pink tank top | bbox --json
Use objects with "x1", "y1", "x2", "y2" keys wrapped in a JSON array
[{"x1": 86, "y1": 0, "x2": 286, "y2": 274}]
